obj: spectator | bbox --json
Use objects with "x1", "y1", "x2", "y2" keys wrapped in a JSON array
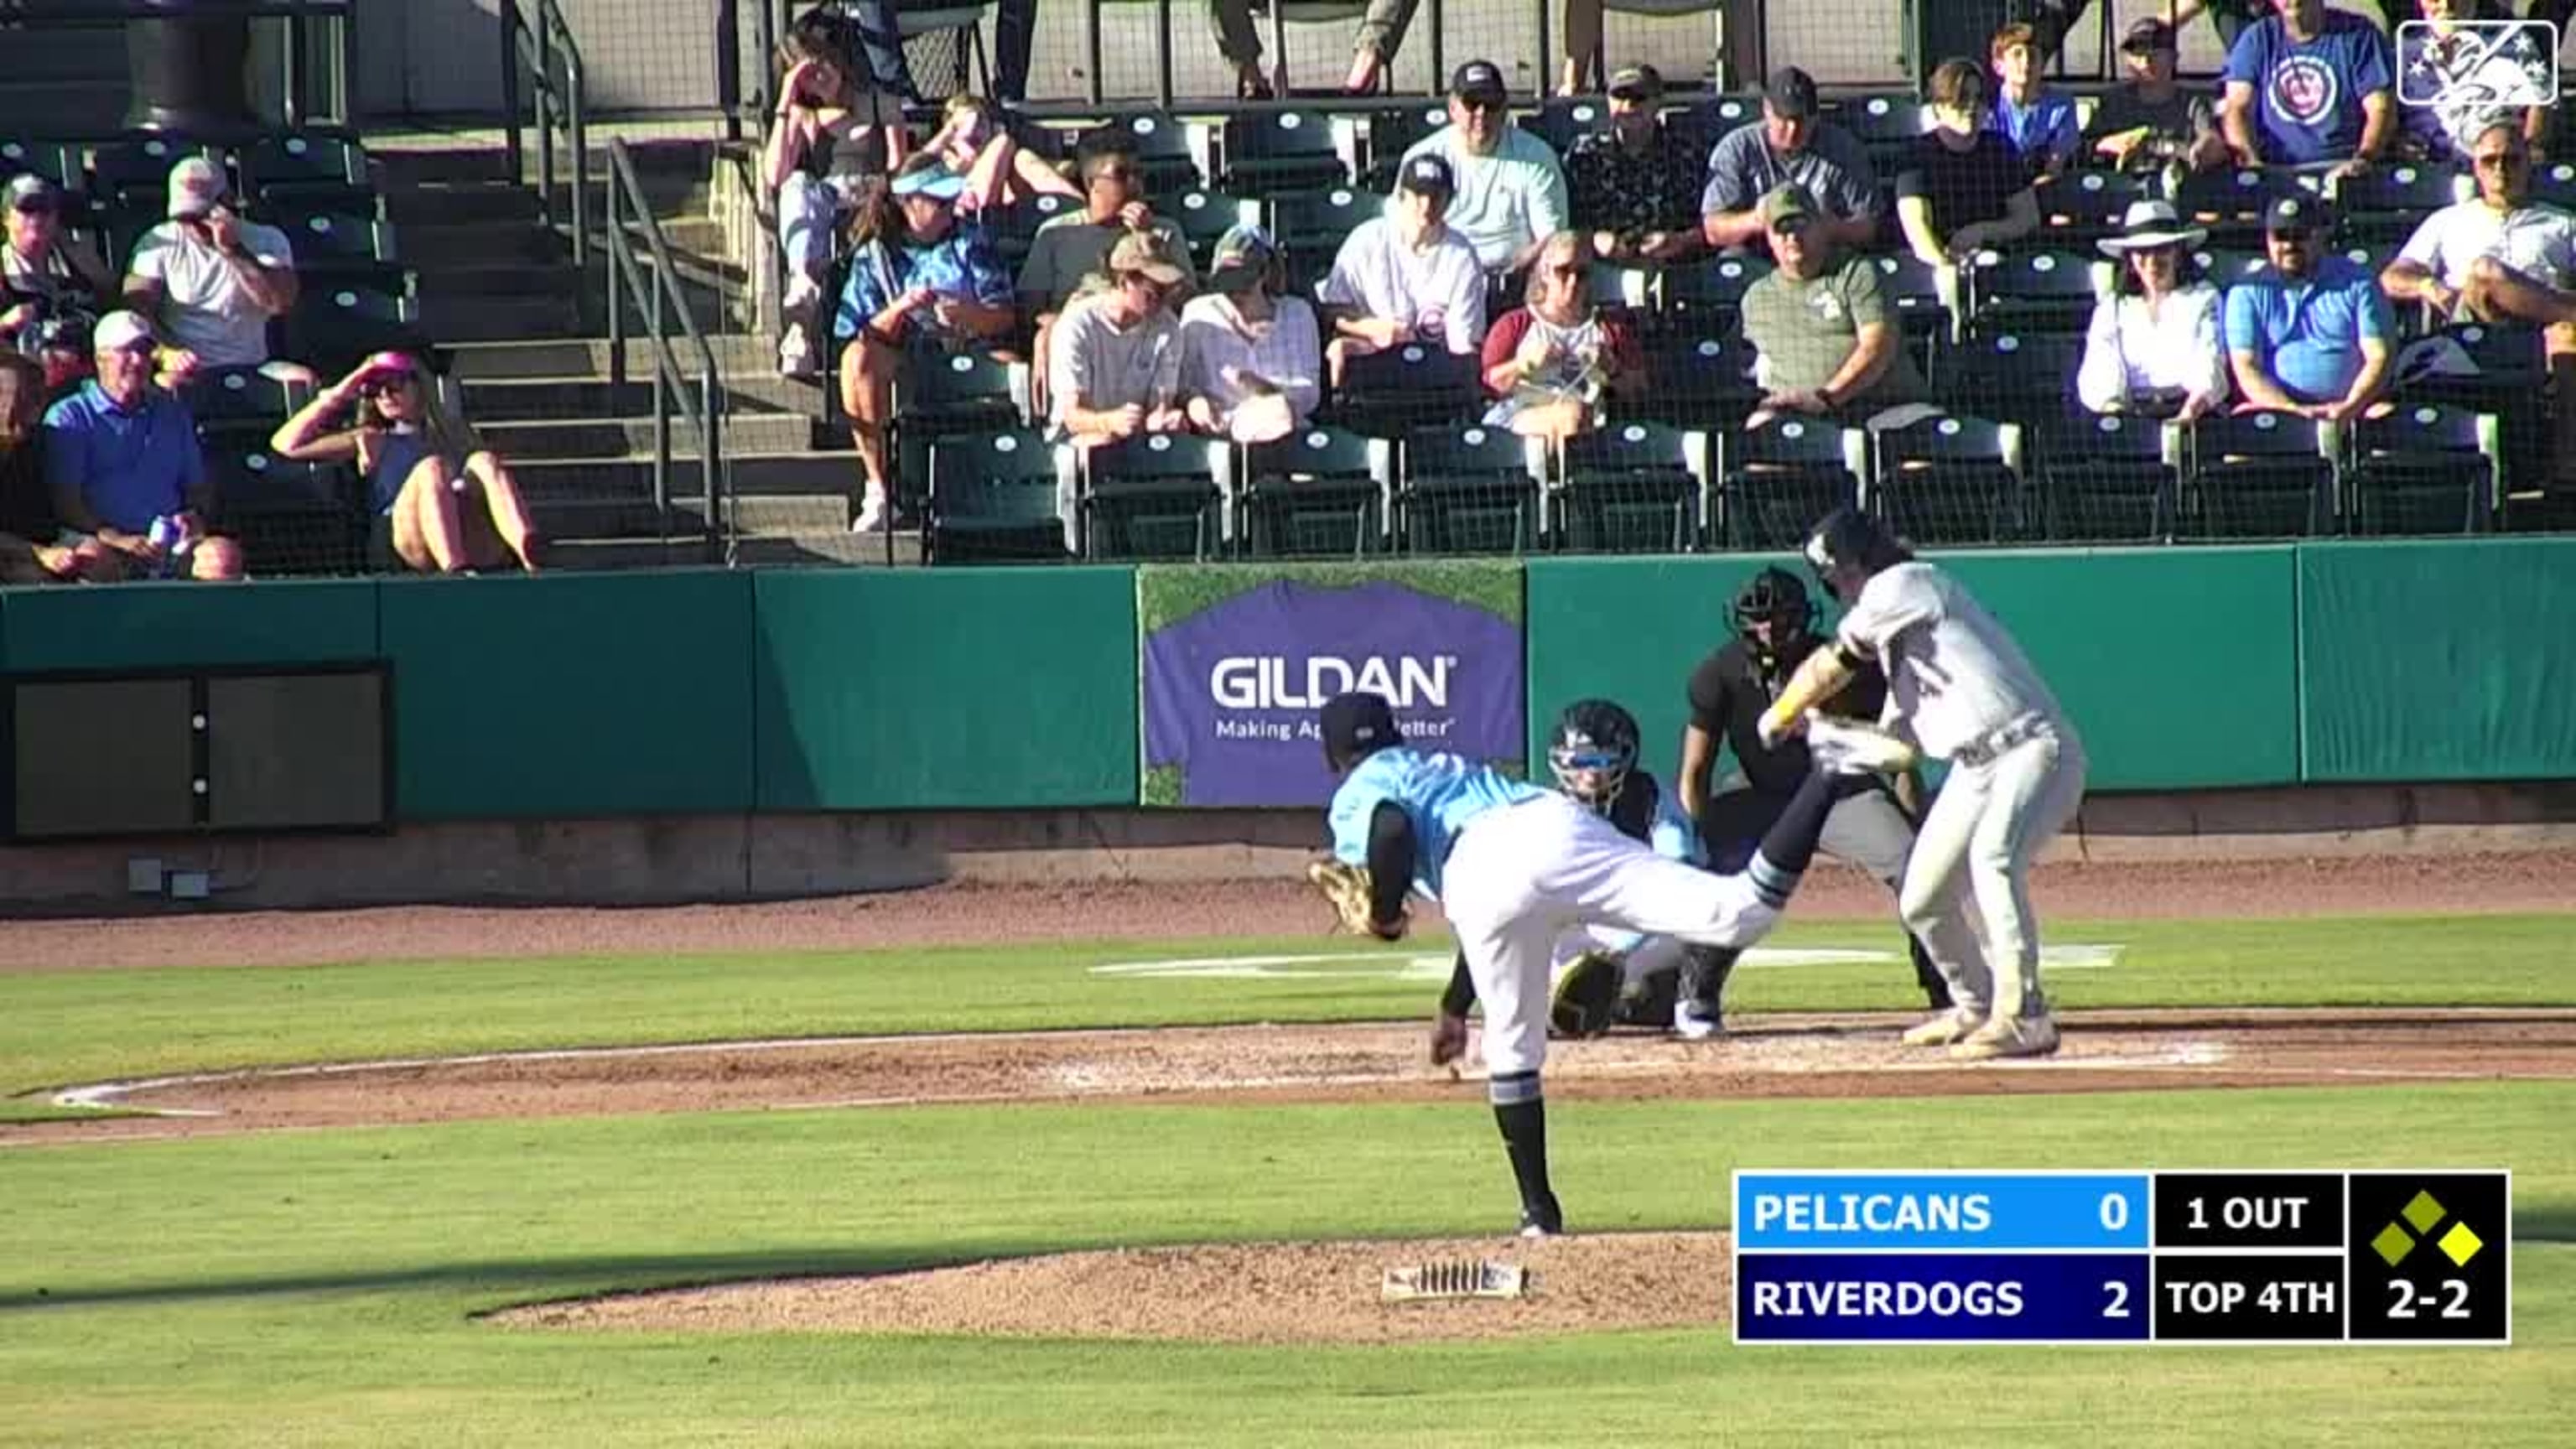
[
  {"x1": 2083, "y1": 18, "x2": 2231, "y2": 175},
  {"x1": 2079, "y1": 200, "x2": 2231, "y2": 419},
  {"x1": 271, "y1": 351, "x2": 541, "y2": 575},
  {"x1": 2381, "y1": 121, "x2": 2576, "y2": 469},
  {"x1": 832, "y1": 155, "x2": 1017, "y2": 533},
  {"x1": 1987, "y1": 22, "x2": 2080, "y2": 177},
  {"x1": 1398, "y1": 60, "x2": 1570, "y2": 276},
  {"x1": 1478, "y1": 231, "x2": 1645, "y2": 440},
  {"x1": 815, "y1": 0, "x2": 1040, "y2": 105},
  {"x1": 1566, "y1": 64, "x2": 1706, "y2": 266},
  {"x1": 1700, "y1": 67, "x2": 1880, "y2": 253},
  {"x1": 0, "y1": 350, "x2": 110, "y2": 582},
  {"x1": 2225, "y1": 195, "x2": 2395, "y2": 418},
  {"x1": 919, "y1": 96, "x2": 1083, "y2": 213},
  {"x1": 1180, "y1": 224, "x2": 1322, "y2": 443},
  {"x1": 122, "y1": 158, "x2": 313, "y2": 390},
  {"x1": 1207, "y1": 0, "x2": 1426, "y2": 96},
  {"x1": 764, "y1": 15, "x2": 907, "y2": 377},
  {"x1": 1048, "y1": 230, "x2": 1192, "y2": 444},
  {"x1": 2220, "y1": 0, "x2": 2396, "y2": 174},
  {"x1": 1740, "y1": 184, "x2": 1937, "y2": 432},
  {"x1": 3, "y1": 174, "x2": 116, "y2": 391},
  {"x1": 1894, "y1": 59, "x2": 2042, "y2": 267},
  {"x1": 1018, "y1": 133, "x2": 1195, "y2": 416},
  {"x1": 2399, "y1": 0, "x2": 2553, "y2": 165},
  {"x1": 1317, "y1": 152, "x2": 1487, "y2": 385},
  {"x1": 39, "y1": 311, "x2": 242, "y2": 580}
]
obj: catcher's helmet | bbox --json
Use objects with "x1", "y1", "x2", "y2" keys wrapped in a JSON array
[
  {"x1": 1548, "y1": 698, "x2": 1640, "y2": 812},
  {"x1": 1802, "y1": 506, "x2": 1911, "y2": 601},
  {"x1": 1319, "y1": 690, "x2": 1400, "y2": 772}
]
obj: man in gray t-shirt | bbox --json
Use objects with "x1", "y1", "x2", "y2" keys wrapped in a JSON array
[
  {"x1": 2081, "y1": 18, "x2": 2228, "y2": 174},
  {"x1": 1701, "y1": 67, "x2": 1879, "y2": 253}
]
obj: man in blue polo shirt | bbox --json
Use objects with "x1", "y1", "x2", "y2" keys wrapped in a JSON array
[
  {"x1": 43, "y1": 310, "x2": 242, "y2": 579},
  {"x1": 2220, "y1": 0, "x2": 2395, "y2": 172},
  {"x1": 2223, "y1": 195, "x2": 2394, "y2": 418}
]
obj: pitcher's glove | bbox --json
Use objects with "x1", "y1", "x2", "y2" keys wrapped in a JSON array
[{"x1": 1308, "y1": 858, "x2": 1406, "y2": 941}]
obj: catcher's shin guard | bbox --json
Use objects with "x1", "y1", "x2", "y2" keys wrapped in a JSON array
[
  {"x1": 1614, "y1": 965, "x2": 1680, "y2": 1029},
  {"x1": 1548, "y1": 952, "x2": 1623, "y2": 1039}
]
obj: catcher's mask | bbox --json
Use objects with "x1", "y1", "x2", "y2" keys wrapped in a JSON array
[
  {"x1": 1547, "y1": 698, "x2": 1639, "y2": 812},
  {"x1": 1803, "y1": 506, "x2": 1911, "y2": 603},
  {"x1": 1733, "y1": 566, "x2": 1816, "y2": 667},
  {"x1": 1319, "y1": 690, "x2": 1400, "y2": 773}
]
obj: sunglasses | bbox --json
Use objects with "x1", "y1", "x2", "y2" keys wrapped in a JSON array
[
  {"x1": 1458, "y1": 96, "x2": 1506, "y2": 113},
  {"x1": 2474, "y1": 152, "x2": 2527, "y2": 169},
  {"x1": 1556, "y1": 750, "x2": 1625, "y2": 773}
]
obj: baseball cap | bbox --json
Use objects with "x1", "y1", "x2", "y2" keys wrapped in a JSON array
[
  {"x1": 890, "y1": 164, "x2": 969, "y2": 202},
  {"x1": 1109, "y1": 228, "x2": 1188, "y2": 287},
  {"x1": 2263, "y1": 193, "x2": 2330, "y2": 232},
  {"x1": 1396, "y1": 151, "x2": 1456, "y2": 200},
  {"x1": 4, "y1": 173, "x2": 55, "y2": 211},
  {"x1": 166, "y1": 155, "x2": 225, "y2": 219},
  {"x1": 92, "y1": 310, "x2": 154, "y2": 353},
  {"x1": 1450, "y1": 60, "x2": 1508, "y2": 106},
  {"x1": 1764, "y1": 66, "x2": 1819, "y2": 121},
  {"x1": 1320, "y1": 691, "x2": 1400, "y2": 768},
  {"x1": 1607, "y1": 64, "x2": 1663, "y2": 101},
  {"x1": 1760, "y1": 182, "x2": 1818, "y2": 231},
  {"x1": 2122, "y1": 17, "x2": 2177, "y2": 55},
  {"x1": 1207, "y1": 222, "x2": 1279, "y2": 293}
]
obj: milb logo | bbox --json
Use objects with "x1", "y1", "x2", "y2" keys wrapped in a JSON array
[{"x1": 2397, "y1": 21, "x2": 2560, "y2": 111}]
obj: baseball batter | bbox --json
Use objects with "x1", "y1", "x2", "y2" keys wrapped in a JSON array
[
  {"x1": 1318, "y1": 689, "x2": 1863, "y2": 1236},
  {"x1": 1757, "y1": 509, "x2": 2088, "y2": 1060}
]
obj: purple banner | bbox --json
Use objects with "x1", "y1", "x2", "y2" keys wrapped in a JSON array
[{"x1": 1141, "y1": 577, "x2": 1525, "y2": 807}]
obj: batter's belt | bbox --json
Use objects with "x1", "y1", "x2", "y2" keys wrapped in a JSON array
[{"x1": 1947, "y1": 712, "x2": 2053, "y2": 770}]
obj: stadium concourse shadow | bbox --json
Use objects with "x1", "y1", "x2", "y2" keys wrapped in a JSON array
[{"x1": 0, "y1": 1241, "x2": 1047, "y2": 1312}]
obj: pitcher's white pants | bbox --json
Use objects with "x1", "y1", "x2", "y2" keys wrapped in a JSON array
[
  {"x1": 1447, "y1": 794, "x2": 1785, "y2": 1078},
  {"x1": 1900, "y1": 724, "x2": 2088, "y2": 1021}
]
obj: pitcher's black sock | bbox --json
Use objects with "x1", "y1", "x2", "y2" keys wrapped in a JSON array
[
  {"x1": 1747, "y1": 768, "x2": 1841, "y2": 906},
  {"x1": 1490, "y1": 1070, "x2": 1558, "y2": 1230}
]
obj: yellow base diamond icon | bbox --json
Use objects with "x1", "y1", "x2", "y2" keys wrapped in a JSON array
[
  {"x1": 2403, "y1": 1190, "x2": 2448, "y2": 1234},
  {"x1": 2371, "y1": 1223, "x2": 2418, "y2": 1266},
  {"x1": 2439, "y1": 1221, "x2": 2485, "y2": 1266}
]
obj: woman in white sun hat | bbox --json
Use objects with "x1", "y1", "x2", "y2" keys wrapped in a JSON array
[{"x1": 2076, "y1": 198, "x2": 2230, "y2": 421}]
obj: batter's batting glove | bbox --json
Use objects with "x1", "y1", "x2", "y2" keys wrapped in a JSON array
[{"x1": 1549, "y1": 951, "x2": 1624, "y2": 1040}]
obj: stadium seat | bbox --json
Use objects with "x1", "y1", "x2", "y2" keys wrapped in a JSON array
[
  {"x1": 1935, "y1": 329, "x2": 2084, "y2": 427},
  {"x1": 2179, "y1": 409, "x2": 2338, "y2": 538},
  {"x1": 1658, "y1": 251, "x2": 1772, "y2": 338},
  {"x1": 1163, "y1": 189, "x2": 1261, "y2": 273},
  {"x1": 1522, "y1": 97, "x2": 1613, "y2": 156},
  {"x1": 1716, "y1": 414, "x2": 1866, "y2": 550},
  {"x1": 1328, "y1": 342, "x2": 1478, "y2": 437},
  {"x1": 2344, "y1": 402, "x2": 2500, "y2": 536},
  {"x1": 2327, "y1": 162, "x2": 2467, "y2": 247},
  {"x1": 1665, "y1": 95, "x2": 1758, "y2": 158},
  {"x1": 282, "y1": 285, "x2": 425, "y2": 374},
  {"x1": 185, "y1": 368, "x2": 311, "y2": 444},
  {"x1": 1360, "y1": 103, "x2": 1450, "y2": 190},
  {"x1": 1867, "y1": 413, "x2": 2029, "y2": 545},
  {"x1": 1078, "y1": 433, "x2": 1225, "y2": 559},
  {"x1": 2393, "y1": 321, "x2": 2547, "y2": 496},
  {"x1": 1081, "y1": 112, "x2": 1202, "y2": 194},
  {"x1": 2169, "y1": 167, "x2": 2304, "y2": 250},
  {"x1": 1963, "y1": 248, "x2": 2101, "y2": 338},
  {"x1": 990, "y1": 191, "x2": 1078, "y2": 270},
  {"x1": 2037, "y1": 169, "x2": 2148, "y2": 251},
  {"x1": 2190, "y1": 246, "x2": 2268, "y2": 290},
  {"x1": 1228, "y1": 424, "x2": 1392, "y2": 558},
  {"x1": 1394, "y1": 423, "x2": 1546, "y2": 555},
  {"x1": 2530, "y1": 158, "x2": 2576, "y2": 210},
  {"x1": 924, "y1": 427, "x2": 1067, "y2": 564},
  {"x1": 207, "y1": 444, "x2": 361, "y2": 577},
  {"x1": 1219, "y1": 109, "x2": 1350, "y2": 195},
  {"x1": 887, "y1": 345, "x2": 1028, "y2": 518},
  {"x1": 90, "y1": 137, "x2": 222, "y2": 215},
  {"x1": 1272, "y1": 184, "x2": 1382, "y2": 284},
  {"x1": 1644, "y1": 333, "x2": 1763, "y2": 431},
  {"x1": 1555, "y1": 420, "x2": 1711, "y2": 554},
  {"x1": 268, "y1": 209, "x2": 408, "y2": 295},
  {"x1": 242, "y1": 133, "x2": 374, "y2": 216},
  {"x1": 2033, "y1": 410, "x2": 2177, "y2": 542},
  {"x1": 1824, "y1": 92, "x2": 1929, "y2": 174}
]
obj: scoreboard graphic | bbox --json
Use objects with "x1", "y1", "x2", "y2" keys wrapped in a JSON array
[{"x1": 1731, "y1": 1170, "x2": 2511, "y2": 1346}]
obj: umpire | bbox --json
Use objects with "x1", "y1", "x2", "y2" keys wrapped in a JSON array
[{"x1": 1675, "y1": 567, "x2": 1951, "y2": 1020}]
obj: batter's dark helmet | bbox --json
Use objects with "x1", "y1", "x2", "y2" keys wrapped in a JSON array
[
  {"x1": 1802, "y1": 506, "x2": 1912, "y2": 600},
  {"x1": 1733, "y1": 567, "x2": 1816, "y2": 641},
  {"x1": 1547, "y1": 698, "x2": 1640, "y2": 812},
  {"x1": 1319, "y1": 690, "x2": 1400, "y2": 772}
]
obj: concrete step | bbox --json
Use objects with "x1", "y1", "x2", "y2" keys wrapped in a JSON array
[
  {"x1": 429, "y1": 293, "x2": 584, "y2": 342},
  {"x1": 446, "y1": 334, "x2": 776, "y2": 381},
  {"x1": 385, "y1": 183, "x2": 541, "y2": 227},
  {"x1": 527, "y1": 492, "x2": 849, "y2": 538},
  {"x1": 461, "y1": 375, "x2": 814, "y2": 421},
  {"x1": 379, "y1": 141, "x2": 712, "y2": 188},
  {"x1": 478, "y1": 413, "x2": 813, "y2": 460},
  {"x1": 514, "y1": 454, "x2": 858, "y2": 503},
  {"x1": 540, "y1": 532, "x2": 922, "y2": 570},
  {"x1": 0, "y1": 83, "x2": 131, "y2": 138},
  {"x1": 395, "y1": 221, "x2": 570, "y2": 267}
]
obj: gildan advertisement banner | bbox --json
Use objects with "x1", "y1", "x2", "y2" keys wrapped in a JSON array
[{"x1": 1137, "y1": 562, "x2": 1526, "y2": 807}]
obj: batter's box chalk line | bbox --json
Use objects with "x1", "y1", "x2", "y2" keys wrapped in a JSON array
[{"x1": 1088, "y1": 944, "x2": 2125, "y2": 981}]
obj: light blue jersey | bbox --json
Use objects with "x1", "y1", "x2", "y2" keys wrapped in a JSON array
[{"x1": 1328, "y1": 746, "x2": 1546, "y2": 902}]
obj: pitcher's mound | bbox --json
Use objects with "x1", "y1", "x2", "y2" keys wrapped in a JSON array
[{"x1": 496, "y1": 1231, "x2": 1732, "y2": 1344}]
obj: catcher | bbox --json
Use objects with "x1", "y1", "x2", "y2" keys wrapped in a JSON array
[{"x1": 1307, "y1": 688, "x2": 1869, "y2": 1238}]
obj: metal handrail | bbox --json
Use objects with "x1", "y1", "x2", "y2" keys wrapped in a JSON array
[
  {"x1": 605, "y1": 139, "x2": 732, "y2": 564},
  {"x1": 499, "y1": 0, "x2": 589, "y2": 269}
]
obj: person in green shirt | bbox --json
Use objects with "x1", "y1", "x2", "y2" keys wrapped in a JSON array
[{"x1": 1738, "y1": 184, "x2": 1939, "y2": 433}]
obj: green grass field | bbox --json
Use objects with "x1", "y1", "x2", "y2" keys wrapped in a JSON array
[{"x1": 2, "y1": 913, "x2": 2571, "y2": 1448}]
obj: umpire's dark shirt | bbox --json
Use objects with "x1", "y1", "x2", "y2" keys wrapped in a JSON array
[{"x1": 1685, "y1": 635, "x2": 1892, "y2": 796}]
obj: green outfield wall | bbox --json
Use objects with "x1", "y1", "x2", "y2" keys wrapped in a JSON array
[{"x1": 3, "y1": 538, "x2": 2569, "y2": 825}]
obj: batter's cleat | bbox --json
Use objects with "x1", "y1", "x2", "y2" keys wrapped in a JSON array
[
  {"x1": 1901, "y1": 1005, "x2": 1985, "y2": 1047},
  {"x1": 1673, "y1": 1000, "x2": 1724, "y2": 1041},
  {"x1": 1803, "y1": 715, "x2": 1922, "y2": 775},
  {"x1": 1950, "y1": 1012, "x2": 2061, "y2": 1061}
]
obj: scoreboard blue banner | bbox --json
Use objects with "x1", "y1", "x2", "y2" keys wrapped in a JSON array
[{"x1": 1729, "y1": 1169, "x2": 2511, "y2": 1346}]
